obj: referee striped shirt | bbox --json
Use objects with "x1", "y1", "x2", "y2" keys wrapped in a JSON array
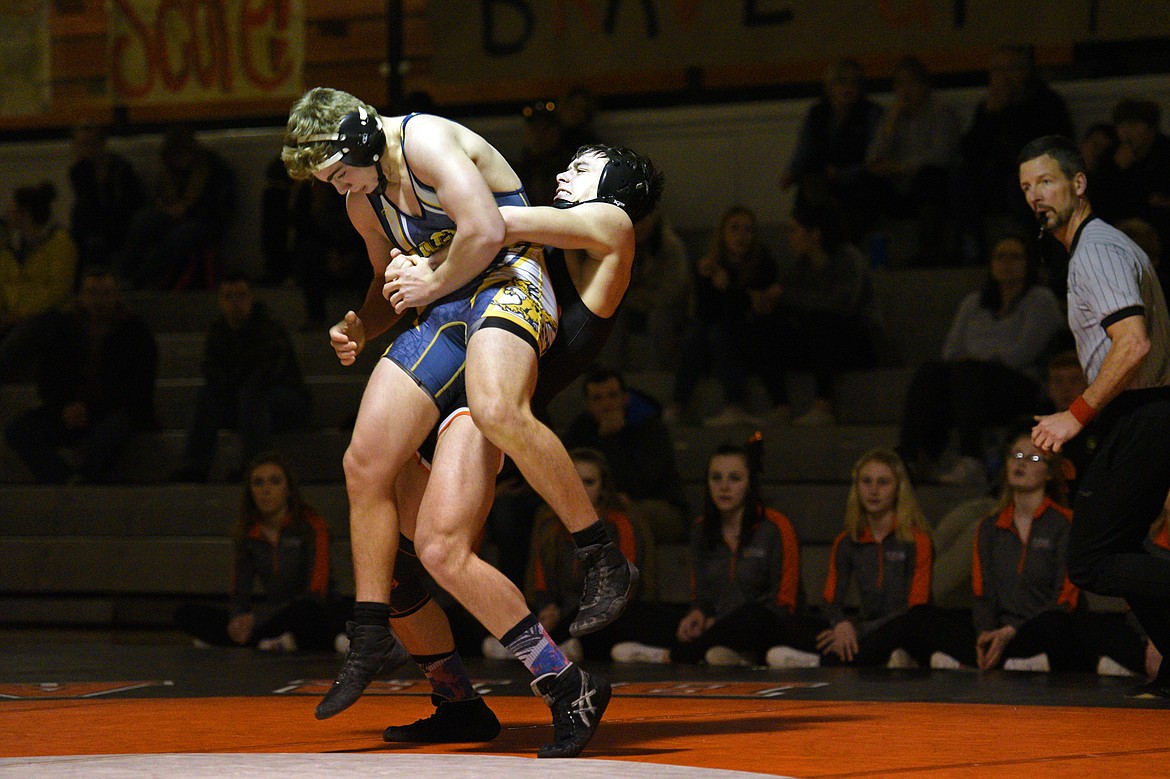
[{"x1": 1066, "y1": 216, "x2": 1170, "y2": 388}]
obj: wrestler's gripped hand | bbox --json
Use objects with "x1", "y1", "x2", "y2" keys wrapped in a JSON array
[
  {"x1": 383, "y1": 249, "x2": 436, "y2": 313},
  {"x1": 329, "y1": 310, "x2": 365, "y2": 366}
]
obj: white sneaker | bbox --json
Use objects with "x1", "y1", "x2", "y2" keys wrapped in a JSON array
[
  {"x1": 1097, "y1": 655, "x2": 1137, "y2": 677},
  {"x1": 257, "y1": 631, "x2": 297, "y2": 653},
  {"x1": 1003, "y1": 652, "x2": 1050, "y2": 672},
  {"x1": 792, "y1": 406, "x2": 835, "y2": 427},
  {"x1": 929, "y1": 651, "x2": 962, "y2": 670},
  {"x1": 766, "y1": 645, "x2": 821, "y2": 668},
  {"x1": 936, "y1": 456, "x2": 986, "y2": 488},
  {"x1": 886, "y1": 648, "x2": 918, "y2": 669},
  {"x1": 560, "y1": 637, "x2": 585, "y2": 664},
  {"x1": 610, "y1": 640, "x2": 670, "y2": 664},
  {"x1": 702, "y1": 407, "x2": 757, "y2": 427},
  {"x1": 481, "y1": 636, "x2": 517, "y2": 660},
  {"x1": 704, "y1": 645, "x2": 754, "y2": 667}
]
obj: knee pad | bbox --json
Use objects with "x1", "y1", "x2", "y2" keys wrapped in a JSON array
[{"x1": 389, "y1": 536, "x2": 432, "y2": 619}]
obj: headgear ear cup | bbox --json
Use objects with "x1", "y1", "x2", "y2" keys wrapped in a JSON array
[{"x1": 294, "y1": 107, "x2": 385, "y2": 169}]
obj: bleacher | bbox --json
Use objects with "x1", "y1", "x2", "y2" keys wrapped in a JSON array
[{"x1": 0, "y1": 266, "x2": 990, "y2": 627}]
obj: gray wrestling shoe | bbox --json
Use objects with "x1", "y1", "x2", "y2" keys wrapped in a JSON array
[
  {"x1": 569, "y1": 541, "x2": 638, "y2": 637},
  {"x1": 382, "y1": 694, "x2": 501, "y2": 743},
  {"x1": 315, "y1": 622, "x2": 410, "y2": 719},
  {"x1": 531, "y1": 664, "x2": 611, "y2": 758}
]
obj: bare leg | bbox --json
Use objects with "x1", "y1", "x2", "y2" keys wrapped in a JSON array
[
  {"x1": 345, "y1": 358, "x2": 437, "y2": 603},
  {"x1": 414, "y1": 414, "x2": 530, "y2": 637}
]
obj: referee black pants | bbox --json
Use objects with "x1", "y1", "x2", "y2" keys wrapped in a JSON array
[{"x1": 1067, "y1": 386, "x2": 1170, "y2": 667}]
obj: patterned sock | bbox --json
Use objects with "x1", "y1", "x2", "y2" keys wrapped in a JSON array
[
  {"x1": 500, "y1": 613, "x2": 570, "y2": 678},
  {"x1": 571, "y1": 520, "x2": 608, "y2": 549},
  {"x1": 352, "y1": 601, "x2": 390, "y2": 627},
  {"x1": 413, "y1": 651, "x2": 478, "y2": 702}
]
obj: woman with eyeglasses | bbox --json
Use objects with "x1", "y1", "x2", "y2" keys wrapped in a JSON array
[
  {"x1": 926, "y1": 428, "x2": 1090, "y2": 671},
  {"x1": 174, "y1": 452, "x2": 348, "y2": 652}
]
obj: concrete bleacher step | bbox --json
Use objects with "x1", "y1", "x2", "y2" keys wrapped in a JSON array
[
  {"x1": 125, "y1": 287, "x2": 364, "y2": 335},
  {"x1": 155, "y1": 331, "x2": 384, "y2": 379},
  {"x1": 149, "y1": 374, "x2": 366, "y2": 429},
  {"x1": 671, "y1": 422, "x2": 898, "y2": 484}
]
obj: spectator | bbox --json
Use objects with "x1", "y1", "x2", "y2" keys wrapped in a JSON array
[
  {"x1": 958, "y1": 44, "x2": 1074, "y2": 260},
  {"x1": 288, "y1": 177, "x2": 369, "y2": 330},
  {"x1": 118, "y1": 124, "x2": 236, "y2": 289},
  {"x1": 926, "y1": 429, "x2": 1089, "y2": 672},
  {"x1": 609, "y1": 438, "x2": 815, "y2": 666},
  {"x1": 555, "y1": 85, "x2": 601, "y2": 153},
  {"x1": 668, "y1": 205, "x2": 776, "y2": 426},
  {"x1": 599, "y1": 206, "x2": 691, "y2": 370},
  {"x1": 4, "y1": 267, "x2": 156, "y2": 484},
  {"x1": 1116, "y1": 217, "x2": 1169, "y2": 308},
  {"x1": 258, "y1": 155, "x2": 293, "y2": 286},
  {"x1": 896, "y1": 232, "x2": 1065, "y2": 487},
  {"x1": 484, "y1": 448, "x2": 655, "y2": 662},
  {"x1": 930, "y1": 351, "x2": 1085, "y2": 611},
  {"x1": 174, "y1": 452, "x2": 348, "y2": 652},
  {"x1": 1092, "y1": 99, "x2": 1170, "y2": 254},
  {"x1": 1079, "y1": 122, "x2": 1119, "y2": 182},
  {"x1": 817, "y1": 448, "x2": 935, "y2": 667},
  {"x1": 0, "y1": 181, "x2": 79, "y2": 380},
  {"x1": 170, "y1": 273, "x2": 311, "y2": 482},
  {"x1": 67, "y1": 121, "x2": 144, "y2": 273},
  {"x1": 562, "y1": 366, "x2": 689, "y2": 542},
  {"x1": 517, "y1": 100, "x2": 567, "y2": 208},
  {"x1": 783, "y1": 57, "x2": 883, "y2": 240},
  {"x1": 765, "y1": 197, "x2": 882, "y2": 426},
  {"x1": 862, "y1": 55, "x2": 961, "y2": 265}
]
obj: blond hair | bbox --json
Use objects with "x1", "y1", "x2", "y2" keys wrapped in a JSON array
[
  {"x1": 280, "y1": 87, "x2": 379, "y2": 180},
  {"x1": 844, "y1": 448, "x2": 928, "y2": 543}
]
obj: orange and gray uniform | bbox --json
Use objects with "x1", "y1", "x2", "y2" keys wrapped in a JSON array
[
  {"x1": 690, "y1": 507, "x2": 802, "y2": 619},
  {"x1": 822, "y1": 523, "x2": 932, "y2": 634},
  {"x1": 230, "y1": 510, "x2": 331, "y2": 617},
  {"x1": 971, "y1": 498, "x2": 1078, "y2": 633}
]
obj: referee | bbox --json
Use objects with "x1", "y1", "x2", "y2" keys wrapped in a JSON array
[{"x1": 1019, "y1": 135, "x2": 1170, "y2": 696}]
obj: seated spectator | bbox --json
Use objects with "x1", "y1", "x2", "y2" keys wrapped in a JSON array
[
  {"x1": 481, "y1": 448, "x2": 654, "y2": 663},
  {"x1": 609, "y1": 437, "x2": 818, "y2": 667},
  {"x1": 862, "y1": 55, "x2": 960, "y2": 265},
  {"x1": 782, "y1": 57, "x2": 883, "y2": 241},
  {"x1": 4, "y1": 267, "x2": 156, "y2": 483},
  {"x1": 817, "y1": 448, "x2": 935, "y2": 668},
  {"x1": 1092, "y1": 98, "x2": 1170, "y2": 254},
  {"x1": 174, "y1": 452, "x2": 348, "y2": 652},
  {"x1": 762, "y1": 197, "x2": 881, "y2": 426},
  {"x1": 118, "y1": 124, "x2": 236, "y2": 289},
  {"x1": 957, "y1": 44, "x2": 1073, "y2": 261},
  {"x1": 258, "y1": 154, "x2": 293, "y2": 286},
  {"x1": 599, "y1": 206, "x2": 691, "y2": 370},
  {"x1": 668, "y1": 205, "x2": 777, "y2": 426},
  {"x1": 0, "y1": 181, "x2": 79, "y2": 380},
  {"x1": 67, "y1": 121, "x2": 144, "y2": 273},
  {"x1": 288, "y1": 177, "x2": 369, "y2": 330},
  {"x1": 926, "y1": 429, "x2": 1099, "y2": 673},
  {"x1": 562, "y1": 366, "x2": 689, "y2": 542},
  {"x1": 1116, "y1": 216, "x2": 1169, "y2": 308},
  {"x1": 1079, "y1": 122, "x2": 1119, "y2": 183},
  {"x1": 933, "y1": 351, "x2": 1088, "y2": 609},
  {"x1": 896, "y1": 232, "x2": 1065, "y2": 487},
  {"x1": 170, "y1": 273, "x2": 311, "y2": 482},
  {"x1": 516, "y1": 100, "x2": 566, "y2": 208}
]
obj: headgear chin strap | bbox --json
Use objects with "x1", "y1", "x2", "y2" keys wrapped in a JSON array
[{"x1": 295, "y1": 107, "x2": 386, "y2": 169}]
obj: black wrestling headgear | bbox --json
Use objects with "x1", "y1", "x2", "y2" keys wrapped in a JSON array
[
  {"x1": 554, "y1": 145, "x2": 661, "y2": 224},
  {"x1": 296, "y1": 107, "x2": 385, "y2": 168}
]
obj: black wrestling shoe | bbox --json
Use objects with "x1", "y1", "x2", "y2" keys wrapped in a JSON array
[
  {"x1": 382, "y1": 694, "x2": 501, "y2": 743},
  {"x1": 314, "y1": 622, "x2": 410, "y2": 720},
  {"x1": 531, "y1": 664, "x2": 611, "y2": 759},
  {"x1": 569, "y1": 541, "x2": 638, "y2": 637}
]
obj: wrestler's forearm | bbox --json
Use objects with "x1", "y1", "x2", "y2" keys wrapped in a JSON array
[
  {"x1": 356, "y1": 278, "x2": 402, "y2": 340},
  {"x1": 424, "y1": 232, "x2": 503, "y2": 300}
]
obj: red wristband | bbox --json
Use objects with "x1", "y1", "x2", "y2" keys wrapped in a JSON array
[{"x1": 1069, "y1": 395, "x2": 1097, "y2": 426}]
